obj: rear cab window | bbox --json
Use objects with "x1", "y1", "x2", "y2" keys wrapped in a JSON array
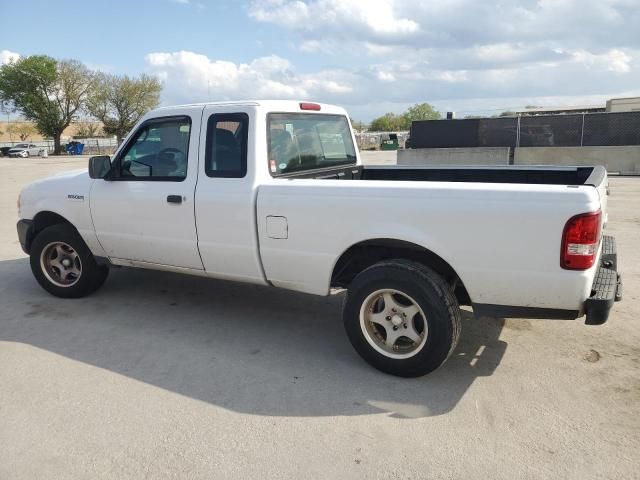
[
  {"x1": 205, "y1": 113, "x2": 249, "y2": 178},
  {"x1": 267, "y1": 113, "x2": 356, "y2": 176}
]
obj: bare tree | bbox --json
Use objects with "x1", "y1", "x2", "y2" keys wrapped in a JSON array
[
  {"x1": 87, "y1": 73, "x2": 162, "y2": 141},
  {"x1": 7, "y1": 122, "x2": 37, "y2": 141},
  {"x1": 75, "y1": 121, "x2": 102, "y2": 138}
]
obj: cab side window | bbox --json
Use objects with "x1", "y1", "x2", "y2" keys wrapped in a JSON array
[
  {"x1": 119, "y1": 117, "x2": 191, "y2": 181},
  {"x1": 205, "y1": 113, "x2": 248, "y2": 178}
]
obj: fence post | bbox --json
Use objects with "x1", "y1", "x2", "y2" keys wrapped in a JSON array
[
  {"x1": 580, "y1": 113, "x2": 585, "y2": 146},
  {"x1": 516, "y1": 116, "x2": 521, "y2": 147}
]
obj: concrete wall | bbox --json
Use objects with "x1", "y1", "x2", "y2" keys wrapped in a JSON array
[
  {"x1": 514, "y1": 146, "x2": 640, "y2": 175},
  {"x1": 397, "y1": 146, "x2": 640, "y2": 175},
  {"x1": 359, "y1": 150, "x2": 397, "y2": 165},
  {"x1": 398, "y1": 147, "x2": 509, "y2": 165}
]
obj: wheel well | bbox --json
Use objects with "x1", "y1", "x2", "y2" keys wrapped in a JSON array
[
  {"x1": 22, "y1": 211, "x2": 77, "y2": 254},
  {"x1": 331, "y1": 239, "x2": 471, "y2": 305},
  {"x1": 32, "y1": 211, "x2": 75, "y2": 235}
]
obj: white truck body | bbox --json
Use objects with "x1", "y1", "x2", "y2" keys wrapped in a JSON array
[{"x1": 16, "y1": 100, "x2": 621, "y2": 376}]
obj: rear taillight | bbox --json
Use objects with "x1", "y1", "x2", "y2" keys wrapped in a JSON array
[{"x1": 560, "y1": 210, "x2": 601, "y2": 270}]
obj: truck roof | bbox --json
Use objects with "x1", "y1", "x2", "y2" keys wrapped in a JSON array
[{"x1": 153, "y1": 100, "x2": 347, "y2": 115}]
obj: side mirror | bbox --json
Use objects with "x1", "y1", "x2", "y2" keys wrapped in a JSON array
[{"x1": 88, "y1": 155, "x2": 112, "y2": 179}]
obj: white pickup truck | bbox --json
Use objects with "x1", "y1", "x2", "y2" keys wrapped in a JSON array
[{"x1": 17, "y1": 100, "x2": 622, "y2": 377}]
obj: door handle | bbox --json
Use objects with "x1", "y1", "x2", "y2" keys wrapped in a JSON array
[{"x1": 167, "y1": 195, "x2": 183, "y2": 204}]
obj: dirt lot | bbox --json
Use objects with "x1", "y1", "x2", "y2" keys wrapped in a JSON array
[{"x1": 1, "y1": 154, "x2": 639, "y2": 479}]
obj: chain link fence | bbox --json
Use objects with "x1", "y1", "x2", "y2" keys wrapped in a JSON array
[
  {"x1": 76, "y1": 138, "x2": 119, "y2": 155},
  {"x1": 355, "y1": 132, "x2": 409, "y2": 150},
  {"x1": 0, "y1": 137, "x2": 119, "y2": 155},
  {"x1": 409, "y1": 111, "x2": 640, "y2": 149},
  {"x1": 583, "y1": 112, "x2": 640, "y2": 146}
]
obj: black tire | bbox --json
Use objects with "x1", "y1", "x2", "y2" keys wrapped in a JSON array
[
  {"x1": 343, "y1": 259, "x2": 461, "y2": 377},
  {"x1": 29, "y1": 223, "x2": 109, "y2": 298}
]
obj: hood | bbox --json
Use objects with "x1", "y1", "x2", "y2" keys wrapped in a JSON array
[
  {"x1": 19, "y1": 168, "x2": 92, "y2": 219},
  {"x1": 17, "y1": 167, "x2": 97, "y2": 237},
  {"x1": 31, "y1": 168, "x2": 88, "y2": 185}
]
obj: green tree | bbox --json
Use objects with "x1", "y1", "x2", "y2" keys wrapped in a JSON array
[
  {"x1": 402, "y1": 102, "x2": 441, "y2": 128},
  {"x1": 87, "y1": 73, "x2": 161, "y2": 141},
  {"x1": 0, "y1": 55, "x2": 94, "y2": 154},
  {"x1": 370, "y1": 103, "x2": 441, "y2": 131},
  {"x1": 369, "y1": 112, "x2": 405, "y2": 132}
]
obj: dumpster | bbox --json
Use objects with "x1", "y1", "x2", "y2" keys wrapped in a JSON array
[
  {"x1": 380, "y1": 133, "x2": 399, "y2": 150},
  {"x1": 65, "y1": 141, "x2": 85, "y2": 155}
]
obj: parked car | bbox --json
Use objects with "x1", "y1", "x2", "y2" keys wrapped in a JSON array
[
  {"x1": 15, "y1": 100, "x2": 622, "y2": 377},
  {"x1": 8, "y1": 143, "x2": 44, "y2": 157},
  {"x1": 0, "y1": 146, "x2": 13, "y2": 157}
]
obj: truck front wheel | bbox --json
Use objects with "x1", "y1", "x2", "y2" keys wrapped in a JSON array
[
  {"x1": 29, "y1": 224, "x2": 109, "y2": 298},
  {"x1": 343, "y1": 259, "x2": 461, "y2": 377}
]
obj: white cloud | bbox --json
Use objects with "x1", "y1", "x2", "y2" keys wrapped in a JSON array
[
  {"x1": 607, "y1": 50, "x2": 633, "y2": 73},
  {"x1": 244, "y1": 0, "x2": 639, "y2": 119},
  {"x1": 0, "y1": 50, "x2": 20, "y2": 65},
  {"x1": 145, "y1": 50, "x2": 352, "y2": 104},
  {"x1": 567, "y1": 48, "x2": 632, "y2": 73},
  {"x1": 364, "y1": 43, "x2": 395, "y2": 56},
  {"x1": 376, "y1": 71, "x2": 395, "y2": 82},
  {"x1": 144, "y1": 46, "x2": 639, "y2": 121},
  {"x1": 140, "y1": 1, "x2": 640, "y2": 119},
  {"x1": 298, "y1": 40, "x2": 323, "y2": 53},
  {"x1": 250, "y1": 0, "x2": 419, "y2": 37},
  {"x1": 436, "y1": 71, "x2": 468, "y2": 83},
  {"x1": 250, "y1": 0, "x2": 639, "y2": 70}
]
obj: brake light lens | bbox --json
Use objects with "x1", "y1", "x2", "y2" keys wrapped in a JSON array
[
  {"x1": 560, "y1": 210, "x2": 601, "y2": 270},
  {"x1": 299, "y1": 102, "x2": 321, "y2": 111}
]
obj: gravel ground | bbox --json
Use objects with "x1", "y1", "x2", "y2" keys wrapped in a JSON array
[{"x1": 0, "y1": 153, "x2": 638, "y2": 479}]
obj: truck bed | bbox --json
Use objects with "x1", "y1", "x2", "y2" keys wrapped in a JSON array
[{"x1": 284, "y1": 164, "x2": 606, "y2": 187}]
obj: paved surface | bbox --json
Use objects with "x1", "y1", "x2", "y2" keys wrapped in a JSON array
[{"x1": 1, "y1": 154, "x2": 639, "y2": 479}]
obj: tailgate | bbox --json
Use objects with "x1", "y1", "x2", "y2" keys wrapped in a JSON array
[{"x1": 585, "y1": 166, "x2": 609, "y2": 228}]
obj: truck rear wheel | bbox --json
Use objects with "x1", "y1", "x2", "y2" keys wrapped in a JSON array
[
  {"x1": 29, "y1": 224, "x2": 109, "y2": 298},
  {"x1": 343, "y1": 259, "x2": 461, "y2": 377}
]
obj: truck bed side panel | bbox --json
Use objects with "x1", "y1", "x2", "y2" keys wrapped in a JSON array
[{"x1": 257, "y1": 179, "x2": 601, "y2": 311}]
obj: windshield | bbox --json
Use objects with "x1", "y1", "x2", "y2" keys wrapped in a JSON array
[
  {"x1": 267, "y1": 113, "x2": 356, "y2": 175},
  {"x1": 15, "y1": 144, "x2": 29, "y2": 148}
]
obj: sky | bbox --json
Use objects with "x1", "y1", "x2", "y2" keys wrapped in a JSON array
[{"x1": 1, "y1": 0, "x2": 640, "y2": 121}]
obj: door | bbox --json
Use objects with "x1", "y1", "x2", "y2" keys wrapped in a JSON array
[
  {"x1": 194, "y1": 107, "x2": 266, "y2": 284},
  {"x1": 90, "y1": 112, "x2": 204, "y2": 269}
]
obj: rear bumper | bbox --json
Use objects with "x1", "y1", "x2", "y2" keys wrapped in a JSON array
[
  {"x1": 16, "y1": 219, "x2": 34, "y2": 254},
  {"x1": 584, "y1": 235, "x2": 622, "y2": 325}
]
